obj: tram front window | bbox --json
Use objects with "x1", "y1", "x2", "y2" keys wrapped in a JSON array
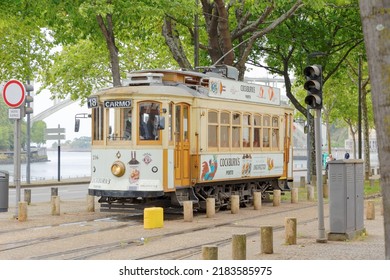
[{"x1": 107, "y1": 107, "x2": 132, "y2": 141}]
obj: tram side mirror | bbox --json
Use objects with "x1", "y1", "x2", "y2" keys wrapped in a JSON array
[
  {"x1": 156, "y1": 116, "x2": 165, "y2": 130},
  {"x1": 74, "y1": 119, "x2": 80, "y2": 132}
]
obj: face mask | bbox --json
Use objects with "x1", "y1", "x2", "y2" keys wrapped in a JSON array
[{"x1": 128, "y1": 117, "x2": 132, "y2": 122}]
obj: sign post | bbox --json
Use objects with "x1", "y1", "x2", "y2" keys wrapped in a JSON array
[
  {"x1": 45, "y1": 126, "x2": 66, "y2": 181},
  {"x1": 2, "y1": 79, "x2": 26, "y2": 218}
]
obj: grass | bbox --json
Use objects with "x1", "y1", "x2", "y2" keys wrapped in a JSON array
[{"x1": 281, "y1": 178, "x2": 381, "y2": 202}]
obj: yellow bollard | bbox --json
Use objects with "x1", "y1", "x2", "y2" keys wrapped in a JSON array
[{"x1": 144, "y1": 207, "x2": 164, "y2": 229}]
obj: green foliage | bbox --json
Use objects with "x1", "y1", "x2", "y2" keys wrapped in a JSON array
[
  {"x1": 0, "y1": 101, "x2": 13, "y2": 150},
  {"x1": 0, "y1": 1, "x2": 53, "y2": 81},
  {"x1": 31, "y1": 120, "x2": 47, "y2": 145}
]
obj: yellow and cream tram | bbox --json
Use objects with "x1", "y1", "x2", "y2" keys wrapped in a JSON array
[{"x1": 85, "y1": 65, "x2": 294, "y2": 210}]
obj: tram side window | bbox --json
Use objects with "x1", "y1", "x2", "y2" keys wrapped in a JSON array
[
  {"x1": 253, "y1": 114, "x2": 261, "y2": 148},
  {"x1": 208, "y1": 111, "x2": 218, "y2": 148},
  {"x1": 272, "y1": 116, "x2": 279, "y2": 150},
  {"x1": 139, "y1": 102, "x2": 160, "y2": 140},
  {"x1": 92, "y1": 106, "x2": 104, "y2": 141},
  {"x1": 243, "y1": 114, "x2": 251, "y2": 148},
  {"x1": 263, "y1": 115, "x2": 271, "y2": 148},
  {"x1": 232, "y1": 113, "x2": 241, "y2": 148},
  {"x1": 220, "y1": 112, "x2": 230, "y2": 148}
]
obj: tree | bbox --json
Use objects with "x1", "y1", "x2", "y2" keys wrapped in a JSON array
[
  {"x1": 359, "y1": 0, "x2": 390, "y2": 259},
  {"x1": 31, "y1": 120, "x2": 47, "y2": 145},
  {"x1": 0, "y1": 0, "x2": 53, "y2": 81},
  {"x1": 163, "y1": 0, "x2": 304, "y2": 79},
  {"x1": 247, "y1": 2, "x2": 364, "y2": 179},
  {"x1": 39, "y1": 0, "x2": 183, "y2": 101}
]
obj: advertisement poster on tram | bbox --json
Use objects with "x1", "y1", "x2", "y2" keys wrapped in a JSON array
[{"x1": 200, "y1": 153, "x2": 284, "y2": 182}]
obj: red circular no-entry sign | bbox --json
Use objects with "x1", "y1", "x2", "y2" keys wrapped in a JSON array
[{"x1": 2, "y1": 79, "x2": 26, "y2": 108}]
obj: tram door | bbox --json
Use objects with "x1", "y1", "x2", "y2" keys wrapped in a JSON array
[{"x1": 174, "y1": 104, "x2": 190, "y2": 187}]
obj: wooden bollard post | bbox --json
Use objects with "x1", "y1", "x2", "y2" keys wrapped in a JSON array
[
  {"x1": 183, "y1": 200, "x2": 193, "y2": 222},
  {"x1": 18, "y1": 201, "x2": 28, "y2": 222},
  {"x1": 291, "y1": 188, "x2": 298, "y2": 203},
  {"x1": 285, "y1": 217, "x2": 297, "y2": 245},
  {"x1": 261, "y1": 226, "x2": 273, "y2": 254},
  {"x1": 231, "y1": 195, "x2": 239, "y2": 214},
  {"x1": 273, "y1": 189, "x2": 281, "y2": 206},
  {"x1": 299, "y1": 176, "x2": 305, "y2": 188},
  {"x1": 87, "y1": 195, "x2": 95, "y2": 212},
  {"x1": 322, "y1": 174, "x2": 327, "y2": 185},
  {"x1": 206, "y1": 198, "x2": 215, "y2": 218},
  {"x1": 51, "y1": 195, "x2": 60, "y2": 216},
  {"x1": 202, "y1": 245, "x2": 218, "y2": 260},
  {"x1": 24, "y1": 189, "x2": 31, "y2": 205},
  {"x1": 323, "y1": 183, "x2": 329, "y2": 199},
  {"x1": 366, "y1": 200, "x2": 375, "y2": 220},
  {"x1": 254, "y1": 192, "x2": 262, "y2": 210},
  {"x1": 51, "y1": 187, "x2": 58, "y2": 197},
  {"x1": 307, "y1": 185, "x2": 315, "y2": 201},
  {"x1": 232, "y1": 234, "x2": 246, "y2": 260},
  {"x1": 311, "y1": 175, "x2": 317, "y2": 187}
]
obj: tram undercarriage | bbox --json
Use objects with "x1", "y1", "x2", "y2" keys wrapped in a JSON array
[
  {"x1": 96, "y1": 177, "x2": 290, "y2": 212},
  {"x1": 192, "y1": 177, "x2": 289, "y2": 211}
]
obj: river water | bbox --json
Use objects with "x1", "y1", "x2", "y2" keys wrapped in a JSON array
[
  {"x1": 0, "y1": 150, "x2": 91, "y2": 182},
  {"x1": 0, "y1": 150, "x2": 379, "y2": 183}
]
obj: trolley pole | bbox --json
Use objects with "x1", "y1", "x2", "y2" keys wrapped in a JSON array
[{"x1": 315, "y1": 108, "x2": 326, "y2": 243}]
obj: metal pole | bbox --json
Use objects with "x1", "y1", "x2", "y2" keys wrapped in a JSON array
[
  {"x1": 315, "y1": 109, "x2": 326, "y2": 243},
  {"x1": 26, "y1": 79, "x2": 31, "y2": 184},
  {"x1": 358, "y1": 54, "x2": 362, "y2": 159},
  {"x1": 57, "y1": 124, "x2": 61, "y2": 182},
  {"x1": 306, "y1": 106, "x2": 311, "y2": 184},
  {"x1": 14, "y1": 118, "x2": 21, "y2": 217}
]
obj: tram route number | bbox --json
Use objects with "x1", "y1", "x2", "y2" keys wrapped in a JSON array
[
  {"x1": 87, "y1": 96, "x2": 98, "y2": 108},
  {"x1": 87, "y1": 97, "x2": 133, "y2": 109}
]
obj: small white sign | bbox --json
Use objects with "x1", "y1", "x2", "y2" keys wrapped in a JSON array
[{"x1": 8, "y1": 108, "x2": 21, "y2": 119}]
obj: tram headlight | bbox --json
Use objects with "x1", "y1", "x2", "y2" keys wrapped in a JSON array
[{"x1": 111, "y1": 161, "x2": 126, "y2": 177}]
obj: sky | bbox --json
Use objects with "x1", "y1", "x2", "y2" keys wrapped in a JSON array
[{"x1": 33, "y1": 88, "x2": 91, "y2": 146}]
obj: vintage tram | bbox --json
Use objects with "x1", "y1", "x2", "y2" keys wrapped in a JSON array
[{"x1": 84, "y1": 65, "x2": 294, "y2": 210}]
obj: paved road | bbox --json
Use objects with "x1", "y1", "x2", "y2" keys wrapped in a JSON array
[{"x1": 7, "y1": 183, "x2": 89, "y2": 204}]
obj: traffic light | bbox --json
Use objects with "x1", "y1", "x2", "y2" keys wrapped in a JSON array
[
  {"x1": 23, "y1": 83, "x2": 34, "y2": 116},
  {"x1": 303, "y1": 65, "x2": 322, "y2": 109}
]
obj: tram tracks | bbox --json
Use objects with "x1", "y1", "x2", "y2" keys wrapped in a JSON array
[{"x1": 0, "y1": 203, "x2": 318, "y2": 260}]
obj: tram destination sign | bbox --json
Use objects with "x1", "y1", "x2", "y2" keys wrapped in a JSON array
[{"x1": 103, "y1": 99, "x2": 132, "y2": 108}]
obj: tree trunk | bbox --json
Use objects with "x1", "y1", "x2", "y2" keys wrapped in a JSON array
[
  {"x1": 359, "y1": 0, "x2": 390, "y2": 259},
  {"x1": 96, "y1": 14, "x2": 121, "y2": 87}
]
